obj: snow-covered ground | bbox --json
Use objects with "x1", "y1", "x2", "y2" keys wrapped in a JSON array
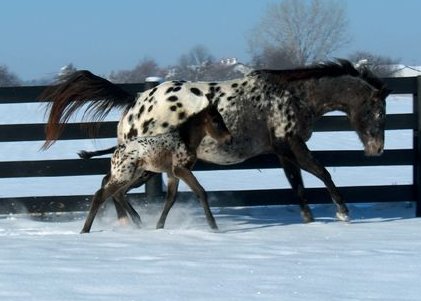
[
  {"x1": 1, "y1": 203, "x2": 420, "y2": 301},
  {"x1": 1, "y1": 94, "x2": 420, "y2": 300}
]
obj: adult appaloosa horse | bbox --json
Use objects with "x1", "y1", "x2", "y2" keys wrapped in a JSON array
[{"x1": 40, "y1": 59, "x2": 390, "y2": 223}]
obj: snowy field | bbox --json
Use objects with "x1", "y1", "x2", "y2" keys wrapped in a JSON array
[{"x1": 1, "y1": 95, "x2": 421, "y2": 300}]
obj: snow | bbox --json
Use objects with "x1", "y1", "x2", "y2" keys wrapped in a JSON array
[
  {"x1": 1, "y1": 203, "x2": 421, "y2": 301},
  {"x1": 1, "y1": 94, "x2": 420, "y2": 300}
]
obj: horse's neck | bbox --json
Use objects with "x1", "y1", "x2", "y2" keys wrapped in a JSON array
[{"x1": 294, "y1": 77, "x2": 366, "y2": 117}]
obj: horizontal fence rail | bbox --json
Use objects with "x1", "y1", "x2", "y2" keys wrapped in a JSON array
[{"x1": 0, "y1": 77, "x2": 420, "y2": 217}]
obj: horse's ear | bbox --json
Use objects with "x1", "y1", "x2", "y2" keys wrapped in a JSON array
[
  {"x1": 382, "y1": 88, "x2": 393, "y2": 98},
  {"x1": 377, "y1": 88, "x2": 392, "y2": 99}
]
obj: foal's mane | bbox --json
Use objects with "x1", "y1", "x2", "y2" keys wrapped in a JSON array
[{"x1": 252, "y1": 59, "x2": 386, "y2": 90}]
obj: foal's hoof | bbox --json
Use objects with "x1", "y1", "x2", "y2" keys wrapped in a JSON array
[
  {"x1": 118, "y1": 217, "x2": 130, "y2": 226},
  {"x1": 336, "y1": 212, "x2": 350, "y2": 222}
]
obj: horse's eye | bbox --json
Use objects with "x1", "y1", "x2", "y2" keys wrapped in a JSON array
[{"x1": 375, "y1": 112, "x2": 384, "y2": 120}]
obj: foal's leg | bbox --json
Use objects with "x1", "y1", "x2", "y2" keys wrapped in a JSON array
[
  {"x1": 112, "y1": 171, "x2": 156, "y2": 222},
  {"x1": 173, "y1": 166, "x2": 218, "y2": 230},
  {"x1": 277, "y1": 136, "x2": 349, "y2": 221},
  {"x1": 156, "y1": 174, "x2": 180, "y2": 229},
  {"x1": 113, "y1": 189, "x2": 142, "y2": 228},
  {"x1": 81, "y1": 181, "x2": 124, "y2": 233},
  {"x1": 278, "y1": 155, "x2": 314, "y2": 223}
]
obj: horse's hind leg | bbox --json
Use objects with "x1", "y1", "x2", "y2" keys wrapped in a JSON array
[
  {"x1": 156, "y1": 174, "x2": 179, "y2": 229},
  {"x1": 278, "y1": 155, "x2": 314, "y2": 223},
  {"x1": 276, "y1": 136, "x2": 349, "y2": 221},
  {"x1": 173, "y1": 166, "x2": 218, "y2": 230}
]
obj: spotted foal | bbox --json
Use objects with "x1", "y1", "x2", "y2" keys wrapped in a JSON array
[{"x1": 81, "y1": 106, "x2": 232, "y2": 233}]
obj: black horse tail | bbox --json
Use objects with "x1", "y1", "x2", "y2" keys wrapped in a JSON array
[
  {"x1": 78, "y1": 146, "x2": 117, "y2": 160},
  {"x1": 39, "y1": 70, "x2": 135, "y2": 149}
]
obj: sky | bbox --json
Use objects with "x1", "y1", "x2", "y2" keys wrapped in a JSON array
[{"x1": 1, "y1": 0, "x2": 421, "y2": 81}]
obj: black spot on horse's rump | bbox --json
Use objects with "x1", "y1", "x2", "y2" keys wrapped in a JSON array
[
  {"x1": 173, "y1": 86, "x2": 182, "y2": 92},
  {"x1": 165, "y1": 87, "x2": 174, "y2": 94},
  {"x1": 167, "y1": 95, "x2": 178, "y2": 102},
  {"x1": 190, "y1": 87, "x2": 203, "y2": 96},
  {"x1": 219, "y1": 92, "x2": 226, "y2": 98},
  {"x1": 231, "y1": 83, "x2": 239, "y2": 88},
  {"x1": 127, "y1": 127, "x2": 138, "y2": 139},
  {"x1": 176, "y1": 102, "x2": 183, "y2": 108},
  {"x1": 227, "y1": 96, "x2": 235, "y2": 101},
  {"x1": 242, "y1": 81, "x2": 248, "y2": 86},
  {"x1": 173, "y1": 81, "x2": 185, "y2": 87},
  {"x1": 162, "y1": 122, "x2": 169, "y2": 128},
  {"x1": 148, "y1": 105, "x2": 154, "y2": 112},
  {"x1": 128, "y1": 114, "x2": 133, "y2": 123},
  {"x1": 148, "y1": 87, "x2": 158, "y2": 97},
  {"x1": 139, "y1": 105, "x2": 145, "y2": 115},
  {"x1": 142, "y1": 118, "x2": 154, "y2": 134},
  {"x1": 178, "y1": 112, "x2": 186, "y2": 120},
  {"x1": 170, "y1": 105, "x2": 177, "y2": 111},
  {"x1": 209, "y1": 82, "x2": 218, "y2": 86}
]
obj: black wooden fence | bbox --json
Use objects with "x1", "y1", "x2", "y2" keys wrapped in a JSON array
[{"x1": 0, "y1": 77, "x2": 420, "y2": 217}]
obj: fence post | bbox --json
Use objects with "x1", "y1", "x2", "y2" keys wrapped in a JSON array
[
  {"x1": 143, "y1": 78, "x2": 164, "y2": 199},
  {"x1": 413, "y1": 76, "x2": 421, "y2": 217}
]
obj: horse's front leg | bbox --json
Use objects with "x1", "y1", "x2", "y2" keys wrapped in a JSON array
[
  {"x1": 276, "y1": 136, "x2": 349, "y2": 221},
  {"x1": 278, "y1": 155, "x2": 314, "y2": 223}
]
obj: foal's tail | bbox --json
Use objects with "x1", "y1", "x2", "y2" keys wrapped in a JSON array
[{"x1": 39, "y1": 70, "x2": 136, "y2": 149}]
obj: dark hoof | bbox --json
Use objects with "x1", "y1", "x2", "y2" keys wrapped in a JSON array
[
  {"x1": 156, "y1": 222, "x2": 165, "y2": 229},
  {"x1": 301, "y1": 210, "x2": 315, "y2": 223}
]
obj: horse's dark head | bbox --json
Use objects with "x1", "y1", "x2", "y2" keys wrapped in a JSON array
[{"x1": 350, "y1": 87, "x2": 391, "y2": 156}]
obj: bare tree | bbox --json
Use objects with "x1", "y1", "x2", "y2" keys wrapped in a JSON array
[
  {"x1": 172, "y1": 45, "x2": 215, "y2": 81},
  {"x1": 348, "y1": 51, "x2": 401, "y2": 77},
  {"x1": 0, "y1": 65, "x2": 21, "y2": 87},
  {"x1": 109, "y1": 58, "x2": 165, "y2": 83},
  {"x1": 249, "y1": 0, "x2": 350, "y2": 66},
  {"x1": 251, "y1": 46, "x2": 297, "y2": 69}
]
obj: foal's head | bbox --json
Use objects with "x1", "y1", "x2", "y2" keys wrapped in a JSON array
[{"x1": 187, "y1": 106, "x2": 232, "y2": 146}]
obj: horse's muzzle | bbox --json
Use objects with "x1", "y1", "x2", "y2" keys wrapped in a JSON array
[{"x1": 364, "y1": 139, "x2": 384, "y2": 156}]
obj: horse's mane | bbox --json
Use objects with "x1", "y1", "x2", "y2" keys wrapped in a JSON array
[{"x1": 252, "y1": 59, "x2": 386, "y2": 90}]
